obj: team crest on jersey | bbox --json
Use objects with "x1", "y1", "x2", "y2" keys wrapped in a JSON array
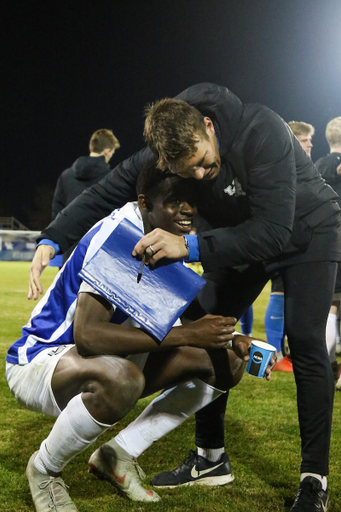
[{"x1": 223, "y1": 177, "x2": 246, "y2": 197}]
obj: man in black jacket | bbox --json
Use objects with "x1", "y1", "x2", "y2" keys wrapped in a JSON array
[
  {"x1": 52, "y1": 128, "x2": 120, "y2": 220},
  {"x1": 51, "y1": 128, "x2": 120, "y2": 264},
  {"x1": 29, "y1": 84, "x2": 339, "y2": 511}
]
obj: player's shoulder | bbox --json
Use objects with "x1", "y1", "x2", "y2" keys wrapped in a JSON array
[{"x1": 316, "y1": 153, "x2": 341, "y2": 177}]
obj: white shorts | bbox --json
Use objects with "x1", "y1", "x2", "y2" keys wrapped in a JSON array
[
  {"x1": 6, "y1": 345, "x2": 150, "y2": 418},
  {"x1": 6, "y1": 345, "x2": 73, "y2": 417}
]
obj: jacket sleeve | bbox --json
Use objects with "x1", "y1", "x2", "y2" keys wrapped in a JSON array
[
  {"x1": 197, "y1": 112, "x2": 296, "y2": 271},
  {"x1": 51, "y1": 176, "x2": 66, "y2": 220},
  {"x1": 39, "y1": 146, "x2": 154, "y2": 253}
]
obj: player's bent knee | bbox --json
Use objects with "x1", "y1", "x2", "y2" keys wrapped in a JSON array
[
  {"x1": 82, "y1": 356, "x2": 145, "y2": 424},
  {"x1": 99, "y1": 356, "x2": 145, "y2": 405}
]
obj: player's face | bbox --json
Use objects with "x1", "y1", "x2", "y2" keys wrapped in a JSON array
[
  {"x1": 297, "y1": 133, "x2": 313, "y2": 157},
  {"x1": 147, "y1": 178, "x2": 197, "y2": 235},
  {"x1": 170, "y1": 118, "x2": 221, "y2": 180}
]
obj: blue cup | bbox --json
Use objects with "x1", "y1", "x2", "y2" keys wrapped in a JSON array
[{"x1": 246, "y1": 340, "x2": 276, "y2": 378}]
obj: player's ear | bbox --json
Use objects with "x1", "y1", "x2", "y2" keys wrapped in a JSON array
[{"x1": 138, "y1": 194, "x2": 152, "y2": 212}]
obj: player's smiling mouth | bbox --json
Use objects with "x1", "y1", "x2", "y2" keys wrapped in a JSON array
[{"x1": 174, "y1": 219, "x2": 193, "y2": 233}]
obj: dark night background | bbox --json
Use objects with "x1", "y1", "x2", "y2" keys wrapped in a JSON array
[{"x1": 1, "y1": 0, "x2": 341, "y2": 230}]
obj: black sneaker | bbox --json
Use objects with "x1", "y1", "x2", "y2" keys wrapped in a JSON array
[
  {"x1": 151, "y1": 449, "x2": 234, "y2": 488},
  {"x1": 290, "y1": 476, "x2": 328, "y2": 511}
]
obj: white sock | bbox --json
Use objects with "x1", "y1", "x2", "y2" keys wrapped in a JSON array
[
  {"x1": 326, "y1": 313, "x2": 337, "y2": 360},
  {"x1": 114, "y1": 379, "x2": 223, "y2": 458},
  {"x1": 197, "y1": 447, "x2": 224, "y2": 462},
  {"x1": 301, "y1": 472, "x2": 327, "y2": 491},
  {"x1": 35, "y1": 394, "x2": 111, "y2": 474}
]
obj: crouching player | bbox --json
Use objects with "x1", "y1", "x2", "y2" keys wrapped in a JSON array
[{"x1": 6, "y1": 162, "x2": 275, "y2": 511}]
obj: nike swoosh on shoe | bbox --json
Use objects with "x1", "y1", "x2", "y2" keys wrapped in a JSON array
[{"x1": 190, "y1": 462, "x2": 224, "y2": 479}]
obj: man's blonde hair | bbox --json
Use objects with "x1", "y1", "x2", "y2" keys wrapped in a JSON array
[
  {"x1": 288, "y1": 121, "x2": 315, "y2": 137},
  {"x1": 144, "y1": 98, "x2": 208, "y2": 171},
  {"x1": 89, "y1": 129, "x2": 120, "y2": 153},
  {"x1": 325, "y1": 117, "x2": 341, "y2": 147}
]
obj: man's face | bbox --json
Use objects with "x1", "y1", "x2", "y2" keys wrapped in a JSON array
[
  {"x1": 142, "y1": 178, "x2": 197, "y2": 235},
  {"x1": 296, "y1": 133, "x2": 313, "y2": 157},
  {"x1": 170, "y1": 118, "x2": 221, "y2": 180}
]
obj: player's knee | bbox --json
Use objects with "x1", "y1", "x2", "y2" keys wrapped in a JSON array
[{"x1": 99, "y1": 357, "x2": 145, "y2": 415}]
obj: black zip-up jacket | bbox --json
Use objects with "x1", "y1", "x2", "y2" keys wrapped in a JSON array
[
  {"x1": 52, "y1": 156, "x2": 110, "y2": 220},
  {"x1": 40, "y1": 83, "x2": 341, "y2": 271},
  {"x1": 315, "y1": 153, "x2": 341, "y2": 205}
]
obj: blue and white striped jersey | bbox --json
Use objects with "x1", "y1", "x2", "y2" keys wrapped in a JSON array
[{"x1": 7, "y1": 203, "x2": 144, "y2": 365}]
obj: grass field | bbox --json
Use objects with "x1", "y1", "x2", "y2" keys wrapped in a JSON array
[{"x1": 1, "y1": 261, "x2": 341, "y2": 512}]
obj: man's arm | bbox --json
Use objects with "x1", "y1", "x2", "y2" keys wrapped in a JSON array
[
  {"x1": 28, "y1": 147, "x2": 155, "y2": 299},
  {"x1": 40, "y1": 147, "x2": 155, "y2": 252},
  {"x1": 133, "y1": 111, "x2": 297, "y2": 270},
  {"x1": 74, "y1": 292, "x2": 237, "y2": 357}
]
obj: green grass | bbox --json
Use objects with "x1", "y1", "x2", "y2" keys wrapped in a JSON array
[{"x1": 1, "y1": 261, "x2": 341, "y2": 511}]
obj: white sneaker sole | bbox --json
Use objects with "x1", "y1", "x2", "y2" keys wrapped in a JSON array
[{"x1": 153, "y1": 472, "x2": 235, "y2": 488}]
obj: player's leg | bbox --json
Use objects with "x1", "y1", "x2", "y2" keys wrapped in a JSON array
[
  {"x1": 187, "y1": 263, "x2": 269, "y2": 484},
  {"x1": 265, "y1": 273, "x2": 293, "y2": 372},
  {"x1": 239, "y1": 305, "x2": 253, "y2": 336},
  {"x1": 282, "y1": 261, "x2": 336, "y2": 511},
  {"x1": 91, "y1": 345, "x2": 246, "y2": 490},
  {"x1": 23, "y1": 347, "x2": 160, "y2": 509}
]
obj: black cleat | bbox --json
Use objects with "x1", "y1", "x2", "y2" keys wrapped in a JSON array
[
  {"x1": 290, "y1": 476, "x2": 328, "y2": 511},
  {"x1": 151, "y1": 449, "x2": 234, "y2": 488}
]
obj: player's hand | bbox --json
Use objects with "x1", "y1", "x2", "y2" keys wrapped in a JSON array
[
  {"x1": 232, "y1": 334, "x2": 253, "y2": 361},
  {"x1": 132, "y1": 228, "x2": 188, "y2": 264},
  {"x1": 28, "y1": 245, "x2": 56, "y2": 300},
  {"x1": 233, "y1": 335, "x2": 277, "y2": 381},
  {"x1": 184, "y1": 314, "x2": 237, "y2": 350}
]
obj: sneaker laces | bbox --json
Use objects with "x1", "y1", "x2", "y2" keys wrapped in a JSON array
[
  {"x1": 121, "y1": 457, "x2": 146, "y2": 481},
  {"x1": 39, "y1": 477, "x2": 73, "y2": 509},
  {"x1": 184, "y1": 449, "x2": 200, "y2": 465}
]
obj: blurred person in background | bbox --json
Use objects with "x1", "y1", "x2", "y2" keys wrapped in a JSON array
[
  {"x1": 288, "y1": 121, "x2": 315, "y2": 158},
  {"x1": 52, "y1": 129, "x2": 120, "y2": 220},
  {"x1": 315, "y1": 117, "x2": 341, "y2": 386},
  {"x1": 51, "y1": 129, "x2": 120, "y2": 265}
]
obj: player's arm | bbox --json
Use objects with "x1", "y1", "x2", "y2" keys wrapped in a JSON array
[{"x1": 73, "y1": 292, "x2": 237, "y2": 357}]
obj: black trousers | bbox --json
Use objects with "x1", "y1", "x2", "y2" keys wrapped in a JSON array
[{"x1": 195, "y1": 260, "x2": 336, "y2": 475}]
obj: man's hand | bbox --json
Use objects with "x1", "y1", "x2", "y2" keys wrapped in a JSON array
[
  {"x1": 181, "y1": 314, "x2": 237, "y2": 350},
  {"x1": 132, "y1": 228, "x2": 188, "y2": 264},
  {"x1": 28, "y1": 245, "x2": 56, "y2": 300},
  {"x1": 233, "y1": 335, "x2": 277, "y2": 381}
]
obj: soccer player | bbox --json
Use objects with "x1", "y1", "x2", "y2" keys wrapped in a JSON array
[{"x1": 8, "y1": 162, "x2": 269, "y2": 511}]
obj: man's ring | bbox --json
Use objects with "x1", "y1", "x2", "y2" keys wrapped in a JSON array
[{"x1": 149, "y1": 245, "x2": 155, "y2": 255}]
